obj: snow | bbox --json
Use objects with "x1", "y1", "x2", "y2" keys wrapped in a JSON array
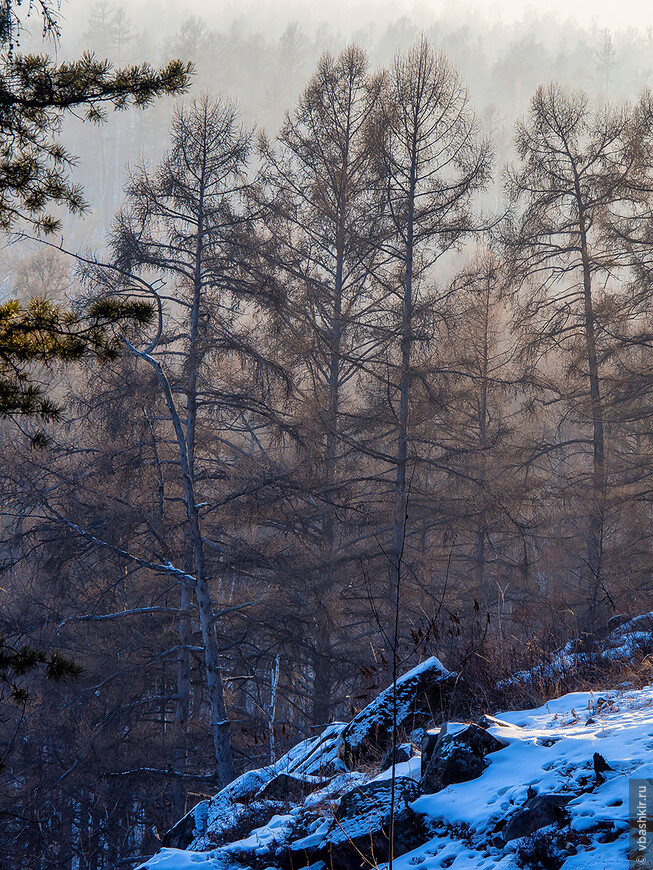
[
  {"x1": 400, "y1": 684, "x2": 653, "y2": 869},
  {"x1": 136, "y1": 848, "x2": 226, "y2": 869},
  {"x1": 138, "y1": 672, "x2": 653, "y2": 870},
  {"x1": 232, "y1": 813, "x2": 295, "y2": 850},
  {"x1": 373, "y1": 754, "x2": 422, "y2": 782}
]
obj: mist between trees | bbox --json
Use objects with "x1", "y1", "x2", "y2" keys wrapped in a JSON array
[{"x1": 3, "y1": 3, "x2": 653, "y2": 868}]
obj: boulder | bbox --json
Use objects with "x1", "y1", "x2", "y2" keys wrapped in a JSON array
[
  {"x1": 421, "y1": 729, "x2": 439, "y2": 760},
  {"x1": 283, "y1": 777, "x2": 426, "y2": 870},
  {"x1": 380, "y1": 742, "x2": 413, "y2": 770},
  {"x1": 593, "y1": 752, "x2": 612, "y2": 784},
  {"x1": 420, "y1": 722, "x2": 506, "y2": 793},
  {"x1": 336, "y1": 777, "x2": 420, "y2": 823},
  {"x1": 338, "y1": 657, "x2": 457, "y2": 768},
  {"x1": 476, "y1": 714, "x2": 514, "y2": 730},
  {"x1": 606, "y1": 614, "x2": 629, "y2": 633},
  {"x1": 502, "y1": 793, "x2": 572, "y2": 842}
]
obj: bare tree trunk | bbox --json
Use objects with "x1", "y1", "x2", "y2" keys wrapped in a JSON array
[
  {"x1": 175, "y1": 572, "x2": 192, "y2": 729},
  {"x1": 127, "y1": 346, "x2": 235, "y2": 787},
  {"x1": 173, "y1": 562, "x2": 193, "y2": 815},
  {"x1": 474, "y1": 522, "x2": 486, "y2": 587},
  {"x1": 311, "y1": 208, "x2": 345, "y2": 724},
  {"x1": 577, "y1": 198, "x2": 606, "y2": 634},
  {"x1": 268, "y1": 653, "x2": 280, "y2": 764},
  {"x1": 390, "y1": 154, "x2": 416, "y2": 613},
  {"x1": 175, "y1": 575, "x2": 192, "y2": 730},
  {"x1": 475, "y1": 279, "x2": 490, "y2": 588},
  {"x1": 177, "y1": 142, "x2": 234, "y2": 785},
  {"x1": 310, "y1": 626, "x2": 333, "y2": 726}
]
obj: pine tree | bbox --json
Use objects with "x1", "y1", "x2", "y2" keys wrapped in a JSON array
[{"x1": 0, "y1": 0, "x2": 190, "y2": 421}]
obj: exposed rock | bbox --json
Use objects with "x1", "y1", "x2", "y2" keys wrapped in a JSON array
[
  {"x1": 421, "y1": 729, "x2": 439, "y2": 759},
  {"x1": 502, "y1": 793, "x2": 572, "y2": 842},
  {"x1": 282, "y1": 777, "x2": 425, "y2": 870},
  {"x1": 609, "y1": 612, "x2": 653, "y2": 635},
  {"x1": 593, "y1": 752, "x2": 612, "y2": 784},
  {"x1": 162, "y1": 661, "x2": 455, "y2": 859},
  {"x1": 177, "y1": 760, "x2": 336, "y2": 851},
  {"x1": 256, "y1": 773, "x2": 329, "y2": 801},
  {"x1": 607, "y1": 614, "x2": 629, "y2": 633},
  {"x1": 503, "y1": 610, "x2": 653, "y2": 692},
  {"x1": 338, "y1": 657, "x2": 458, "y2": 768},
  {"x1": 161, "y1": 800, "x2": 207, "y2": 849},
  {"x1": 284, "y1": 814, "x2": 428, "y2": 870},
  {"x1": 535, "y1": 735, "x2": 564, "y2": 747},
  {"x1": 420, "y1": 722, "x2": 507, "y2": 793},
  {"x1": 336, "y1": 777, "x2": 420, "y2": 822},
  {"x1": 316, "y1": 756, "x2": 349, "y2": 777},
  {"x1": 161, "y1": 810, "x2": 197, "y2": 850},
  {"x1": 477, "y1": 714, "x2": 515, "y2": 730},
  {"x1": 380, "y1": 742, "x2": 413, "y2": 770}
]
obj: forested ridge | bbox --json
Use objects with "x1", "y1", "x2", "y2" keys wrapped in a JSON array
[{"x1": 3, "y1": 3, "x2": 653, "y2": 868}]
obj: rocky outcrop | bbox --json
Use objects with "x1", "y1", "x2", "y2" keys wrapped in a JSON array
[
  {"x1": 503, "y1": 610, "x2": 653, "y2": 691},
  {"x1": 160, "y1": 799, "x2": 209, "y2": 850},
  {"x1": 154, "y1": 658, "x2": 454, "y2": 866},
  {"x1": 142, "y1": 655, "x2": 643, "y2": 870},
  {"x1": 336, "y1": 776, "x2": 420, "y2": 820},
  {"x1": 420, "y1": 722, "x2": 507, "y2": 793},
  {"x1": 338, "y1": 656, "x2": 457, "y2": 768},
  {"x1": 283, "y1": 778, "x2": 426, "y2": 870},
  {"x1": 161, "y1": 809, "x2": 197, "y2": 850},
  {"x1": 257, "y1": 772, "x2": 329, "y2": 801}
]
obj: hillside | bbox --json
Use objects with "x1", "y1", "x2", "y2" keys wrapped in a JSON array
[{"x1": 136, "y1": 650, "x2": 649, "y2": 870}]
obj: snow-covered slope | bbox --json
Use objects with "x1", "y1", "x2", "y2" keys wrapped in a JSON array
[
  {"x1": 137, "y1": 659, "x2": 648, "y2": 870},
  {"x1": 406, "y1": 686, "x2": 647, "y2": 869},
  {"x1": 503, "y1": 611, "x2": 653, "y2": 692}
]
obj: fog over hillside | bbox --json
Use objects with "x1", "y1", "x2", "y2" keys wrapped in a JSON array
[
  {"x1": 57, "y1": 0, "x2": 653, "y2": 39},
  {"x1": 34, "y1": 0, "x2": 653, "y2": 252},
  {"x1": 3, "y1": 2, "x2": 653, "y2": 868}
]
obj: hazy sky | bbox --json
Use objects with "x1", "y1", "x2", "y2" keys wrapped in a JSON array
[
  {"x1": 173, "y1": 0, "x2": 653, "y2": 33},
  {"x1": 56, "y1": 0, "x2": 653, "y2": 40},
  {"x1": 480, "y1": 0, "x2": 652, "y2": 29}
]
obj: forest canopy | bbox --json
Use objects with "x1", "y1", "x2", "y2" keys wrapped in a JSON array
[{"x1": 2, "y1": 3, "x2": 653, "y2": 868}]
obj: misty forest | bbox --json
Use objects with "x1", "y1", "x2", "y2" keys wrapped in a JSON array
[{"x1": 3, "y1": 1, "x2": 653, "y2": 868}]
